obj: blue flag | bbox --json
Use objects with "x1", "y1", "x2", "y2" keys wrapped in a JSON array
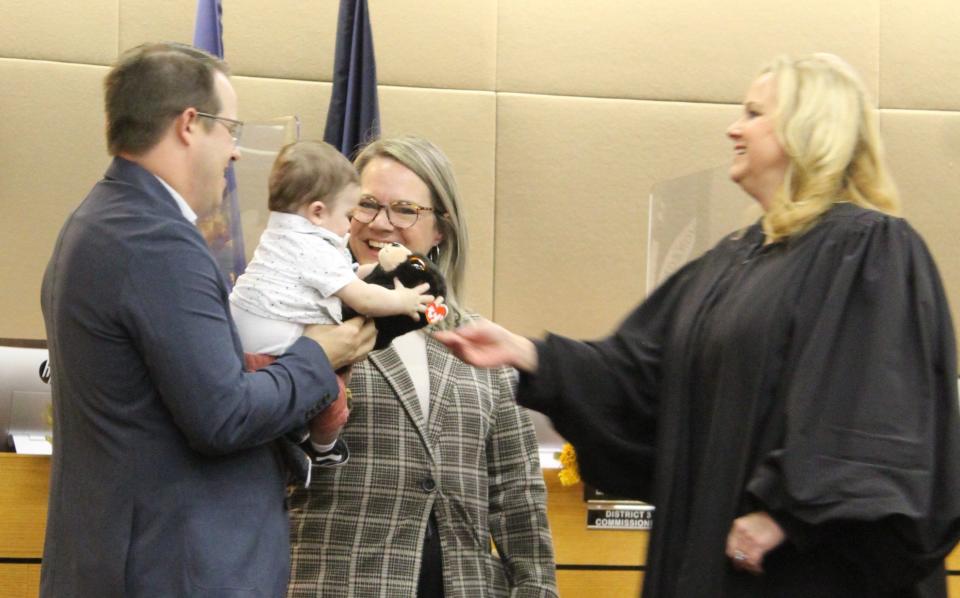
[
  {"x1": 324, "y1": 0, "x2": 380, "y2": 158},
  {"x1": 193, "y1": 0, "x2": 246, "y2": 284},
  {"x1": 193, "y1": 0, "x2": 224, "y2": 57}
]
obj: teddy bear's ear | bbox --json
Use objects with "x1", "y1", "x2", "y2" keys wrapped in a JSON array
[{"x1": 406, "y1": 256, "x2": 427, "y2": 272}]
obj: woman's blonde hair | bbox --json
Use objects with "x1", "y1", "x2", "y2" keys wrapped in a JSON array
[
  {"x1": 762, "y1": 53, "x2": 899, "y2": 242},
  {"x1": 354, "y1": 136, "x2": 468, "y2": 326}
]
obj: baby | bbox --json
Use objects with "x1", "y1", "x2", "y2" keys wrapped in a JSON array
[
  {"x1": 230, "y1": 140, "x2": 433, "y2": 480},
  {"x1": 231, "y1": 140, "x2": 433, "y2": 353}
]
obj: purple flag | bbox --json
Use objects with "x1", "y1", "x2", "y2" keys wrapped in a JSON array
[
  {"x1": 325, "y1": 0, "x2": 380, "y2": 158},
  {"x1": 193, "y1": 0, "x2": 246, "y2": 284}
]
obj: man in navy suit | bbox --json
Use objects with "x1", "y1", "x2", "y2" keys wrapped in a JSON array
[{"x1": 39, "y1": 42, "x2": 376, "y2": 597}]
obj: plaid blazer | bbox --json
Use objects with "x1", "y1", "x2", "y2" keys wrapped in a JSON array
[{"x1": 287, "y1": 333, "x2": 558, "y2": 598}]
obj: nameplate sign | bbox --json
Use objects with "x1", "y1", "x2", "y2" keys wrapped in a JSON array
[
  {"x1": 583, "y1": 485, "x2": 655, "y2": 530},
  {"x1": 586, "y1": 503, "x2": 654, "y2": 530}
]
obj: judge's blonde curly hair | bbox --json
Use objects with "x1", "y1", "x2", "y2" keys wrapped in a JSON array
[{"x1": 761, "y1": 53, "x2": 899, "y2": 242}]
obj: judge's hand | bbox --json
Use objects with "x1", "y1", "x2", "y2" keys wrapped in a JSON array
[
  {"x1": 725, "y1": 511, "x2": 786, "y2": 575},
  {"x1": 433, "y1": 319, "x2": 538, "y2": 373},
  {"x1": 303, "y1": 317, "x2": 376, "y2": 370}
]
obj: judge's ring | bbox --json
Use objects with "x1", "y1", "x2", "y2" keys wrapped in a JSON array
[{"x1": 733, "y1": 550, "x2": 747, "y2": 561}]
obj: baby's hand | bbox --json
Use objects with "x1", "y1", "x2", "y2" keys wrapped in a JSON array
[{"x1": 394, "y1": 278, "x2": 434, "y2": 320}]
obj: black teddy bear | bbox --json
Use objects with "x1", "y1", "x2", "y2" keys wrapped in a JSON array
[{"x1": 342, "y1": 242, "x2": 448, "y2": 350}]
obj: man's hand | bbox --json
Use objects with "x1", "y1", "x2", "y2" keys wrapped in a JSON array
[
  {"x1": 726, "y1": 511, "x2": 786, "y2": 575},
  {"x1": 303, "y1": 317, "x2": 376, "y2": 370}
]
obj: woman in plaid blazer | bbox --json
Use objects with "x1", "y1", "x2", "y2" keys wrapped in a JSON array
[{"x1": 287, "y1": 136, "x2": 558, "y2": 598}]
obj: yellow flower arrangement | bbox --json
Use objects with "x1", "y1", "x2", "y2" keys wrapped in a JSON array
[
  {"x1": 45, "y1": 402, "x2": 54, "y2": 445},
  {"x1": 557, "y1": 442, "x2": 581, "y2": 486}
]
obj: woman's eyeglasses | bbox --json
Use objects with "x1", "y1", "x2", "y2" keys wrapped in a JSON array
[{"x1": 351, "y1": 196, "x2": 435, "y2": 229}]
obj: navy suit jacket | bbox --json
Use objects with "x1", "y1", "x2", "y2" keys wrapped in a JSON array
[{"x1": 40, "y1": 157, "x2": 339, "y2": 597}]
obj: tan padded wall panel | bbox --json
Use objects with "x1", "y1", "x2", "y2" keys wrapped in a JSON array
[
  {"x1": 495, "y1": 93, "x2": 740, "y2": 338},
  {"x1": 3, "y1": 0, "x2": 960, "y2": 358},
  {"x1": 371, "y1": 0, "x2": 497, "y2": 91},
  {"x1": 219, "y1": 0, "x2": 338, "y2": 80},
  {"x1": 123, "y1": 0, "x2": 335, "y2": 80},
  {"x1": 1, "y1": 0, "x2": 117, "y2": 65},
  {"x1": 120, "y1": 0, "x2": 196, "y2": 51},
  {"x1": 125, "y1": 0, "x2": 500, "y2": 87},
  {"x1": 233, "y1": 76, "x2": 331, "y2": 139},
  {"x1": 379, "y1": 86, "x2": 497, "y2": 316},
  {"x1": 497, "y1": 0, "x2": 879, "y2": 104},
  {"x1": 881, "y1": 110, "x2": 960, "y2": 343},
  {"x1": 880, "y1": 0, "x2": 960, "y2": 110},
  {"x1": 0, "y1": 60, "x2": 110, "y2": 339}
]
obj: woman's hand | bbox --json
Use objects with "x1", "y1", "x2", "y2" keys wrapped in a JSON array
[
  {"x1": 725, "y1": 511, "x2": 786, "y2": 575},
  {"x1": 433, "y1": 319, "x2": 538, "y2": 373}
]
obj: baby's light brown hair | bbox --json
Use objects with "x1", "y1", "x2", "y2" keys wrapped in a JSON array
[{"x1": 268, "y1": 140, "x2": 359, "y2": 213}]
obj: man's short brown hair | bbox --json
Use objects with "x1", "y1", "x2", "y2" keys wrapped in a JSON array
[
  {"x1": 104, "y1": 42, "x2": 229, "y2": 156},
  {"x1": 268, "y1": 141, "x2": 359, "y2": 213}
]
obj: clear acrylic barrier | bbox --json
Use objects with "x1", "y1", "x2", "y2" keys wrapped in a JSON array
[
  {"x1": 646, "y1": 165, "x2": 760, "y2": 294},
  {"x1": 535, "y1": 166, "x2": 759, "y2": 465},
  {"x1": 234, "y1": 116, "x2": 301, "y2": 262}
]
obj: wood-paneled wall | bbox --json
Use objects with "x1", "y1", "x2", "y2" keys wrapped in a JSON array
[
  {"x1": 543, "y1": 473, "x2": 644, "y2": 595},
  {"x1": 543, "y1": 471, "x2": 960, "y2": 597},
  {"x1": 0, "y1": 454, "x2": 47, "y2": 597},
  {"x1": 2, "y1": 455, "x2": 959, "y2": 597}
]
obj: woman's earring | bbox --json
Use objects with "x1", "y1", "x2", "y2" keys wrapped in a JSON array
[{"x1": 428, "y1": 245, "x2": 441, "y2": 263}]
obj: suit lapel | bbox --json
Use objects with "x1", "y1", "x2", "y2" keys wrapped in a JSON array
[
  {"x1": 367, "y1": 346, "x2": 433, "y2": 456},
  {"x1": 424, "y1": 335, "x2": 455, "y2": 449}
]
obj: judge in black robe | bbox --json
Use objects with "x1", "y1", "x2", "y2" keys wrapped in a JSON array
[
  {"x1": 436, "y1": 53, "x2": 960, "y2": 597},
  {"x1": 522, "y1": 203, "x2": 960, "y2": 597}
]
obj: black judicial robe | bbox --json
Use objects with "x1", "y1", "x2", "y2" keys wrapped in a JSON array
[{"x1": 519, "y1": 203, "x2": 960, "y2": 597}]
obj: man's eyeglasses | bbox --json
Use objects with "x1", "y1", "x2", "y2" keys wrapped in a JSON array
[
  {"x1": 196, "y1": 112, "x2": 244, "y2": 145},
  {"x1": 352, "y1": 196, "x2": 435, "y2": 229}
]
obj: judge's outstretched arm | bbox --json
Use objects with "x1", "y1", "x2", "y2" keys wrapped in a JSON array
[{"x1": 434, "y1": 319, "x2": 539, "y2": 373}]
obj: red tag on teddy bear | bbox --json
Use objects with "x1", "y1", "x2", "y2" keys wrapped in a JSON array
[{"x1": 425, "y1": 301, "x2": 448, "y2": 324}]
